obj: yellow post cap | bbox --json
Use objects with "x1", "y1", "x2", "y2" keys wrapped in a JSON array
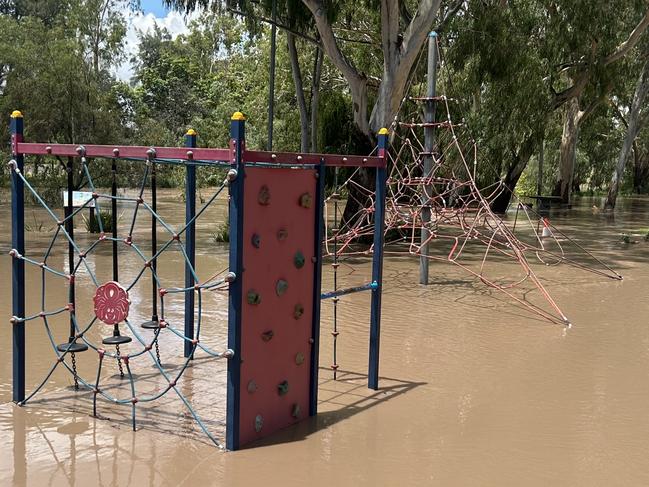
[
  {"x1": 186, "y1": 128, "x2": 197, "y2": 136},
  {"x1": 231, "y1": 111, "x2": 246, "y2": 121},
  {"x1": 11, "y1": 110, "x2": 23, "y2": 118},
  {"x1": 378, "y1": 127, "x2": 389, "y2": 135}
]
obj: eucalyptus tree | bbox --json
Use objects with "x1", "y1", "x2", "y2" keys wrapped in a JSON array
[
  {"x1": 548, "y1": 1, "x2": 649, "y2": 204},
  {"x1": 605, "y1": 50, "x2": 649, "y2": 209}
]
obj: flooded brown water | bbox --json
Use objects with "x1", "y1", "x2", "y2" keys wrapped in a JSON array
[{"x1": 2, "y1": 190, "x2": 649, "y2": 486}]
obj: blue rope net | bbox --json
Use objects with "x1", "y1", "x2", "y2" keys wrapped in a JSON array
[{"x1": 8, "y1": 152, "x2": 233, "y2": 448}]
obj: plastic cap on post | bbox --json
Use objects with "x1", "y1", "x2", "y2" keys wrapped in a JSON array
[
  {"x1": 11, "y1": 110, "x2": 23, "y2": 118},
  {"x1": 378, "y1": 128, "x2": 389, "y2": 135},
  {"x1": 429, "y1": 31, "x2": 437, "y2": 38},
  {"x1": 231, "y1": 111, "x2": 246, "y2": 121},
  {"x1": 186, "y1": 128, "x2": 197, "y2": 136}
]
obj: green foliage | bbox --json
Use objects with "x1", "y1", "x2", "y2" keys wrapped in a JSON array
[
  {"x1": 83, "y1": 209, "x2": 115, "y2": 233},
  {"x1": 212, "y1": 220, "x2": 229, "y2": 243}
]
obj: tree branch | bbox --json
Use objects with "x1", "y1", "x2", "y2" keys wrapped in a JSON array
[
  {"x1": 400, "y1": 0, "x2": 442, "y2": 70},
  {"x1": 301, "y1": 0, "x2": 363, "y2": 84},
  {"x1": 604, "y1": 8, "x2": 649, "y2": 66},
  {"x1": 227, "y1": 7, "x2": 321, "y2": 46}
]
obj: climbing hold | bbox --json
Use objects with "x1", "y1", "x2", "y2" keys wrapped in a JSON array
[
  {"x1": 247, "y1": 380, "x2": 258, "y2": 393},
  {"x1": 299, "y1": 192, "x2": 312, "y2": 208},
  {"x1": 276, "y1": 279, "x2": 288, "y2": 296},
  {"x1": 291, "y1": 403, "x2": 301, "y2": 419},
  {"x1": 261, "y1": 330, "x2": 274, "y2": 342},
  {"x1": 293, "y1": 303, "x2": 304, "y2": 319},
  {"x1": 247, "y1": 290, "x2": 261, "y2": 305},
  {"x1": 293, "y1": 251, "x2": 305, "y2": 269},
  {"x1": 258, "y1": 185, "x2": 271, "y2": 205},
  {"x1": 254, "y1": 414, "x2": 263, "y2": 432},
  {"x1": 251, "y1": 233, "x2": 261, "y2": 248},
  {"x1": 277, "y1": 380, "x2": 289, "y2": 396},
  {"x1": 277, "y1": 228, "x2": 288, "y2": 241},
  {"x1": 295, "y1": 352, "x2": 305, "y2": 365}
]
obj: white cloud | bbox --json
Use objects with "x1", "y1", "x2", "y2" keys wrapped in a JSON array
[{"x1": 114, "y1": 8, "x2": 202, "y2": 82}]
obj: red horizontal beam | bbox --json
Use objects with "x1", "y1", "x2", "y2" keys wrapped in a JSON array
[
  {"x1": 244, "y1": 150, "x2": 385, "y2": 167},
  {"x1": 15, "y1": 143, "x2": 232, "y2": 162},
  {"x1": 14, "y1": 143, "x2": 385, "y2": 168}
]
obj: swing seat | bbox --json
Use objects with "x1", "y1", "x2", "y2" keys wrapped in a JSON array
[
  {"x1": 56, "y1": 342, "x2": 89, "y2": 353},
  {"x1": 140, "y1": 318, "x2": 160, "y2": 329},
  {"x1": 102, "y1": 335, "x2": 132, "y2": 345}
]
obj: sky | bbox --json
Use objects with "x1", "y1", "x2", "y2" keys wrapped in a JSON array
[
  {"x1": 114, "y1": 0, "x2": 200, "y2": 81},
  {"x1": 140, "y1": 0, "x2": 170, "y2": 17}
]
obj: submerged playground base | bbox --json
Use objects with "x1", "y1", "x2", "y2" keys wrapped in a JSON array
[{"x1": 8, "y1": 110, "x2": 388, "y2": 450}]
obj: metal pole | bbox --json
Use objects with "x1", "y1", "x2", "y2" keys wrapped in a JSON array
[
  {"x1": 267, "y1": 0, "x2": 277, "y2": 150},
  {"x1": 420, "y1": 31, "x2": 438, "y2": 285},
  {"x1": 151, "y1": 161, "x2": 158, "y2": 320},
  {"x1": 112, "y1": 159, "x2": 118, "y2": 281},
  {"x1": 309, "y1": 159, "x2": 325, "y2": 416},
  {"x1": 226, "y1": 112, "x2": 246, "y2": 451},
  {"x1": 141, "y1": 157, "x2": 159, "y2": 329},
  {"x1": 368, "y1": 128, "x2": 388, "y2": 390},
  {"x1": 66, "y1": 156, "x2": 76, "y2": 343},
  {"x1": 11, "y1": 110, "x2": 25, "y2": 403},
  {"x1": 537, "y1": 138, "x2": 544, "y2": 196},
  {"x1": 184, "y1": 129, "x2": 197, "y2": 358}
]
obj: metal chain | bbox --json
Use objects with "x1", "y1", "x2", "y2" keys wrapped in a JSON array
[
  {"x1": 71, "y1": 352, "x2": 79, "y2": 390},
  {"x1": 155, "y1": 339, "x2": 161, "y2": 364},
  {"x1": 116, "y1": 344, "x2": 125, "y2": 378}
]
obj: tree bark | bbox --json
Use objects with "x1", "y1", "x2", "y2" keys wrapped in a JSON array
[
  {"x1": 553, "y1": 98, "x2": 581, "y2": 205},
  {"x1": 632, "y1": 143, "x2": 649, "y2": 192},
  {"x1": 310, "y1": 47, "x2": 323, "y2": 152},
  {"x1": 491, "y1": 135, "x2": 536, "y2": 213},
  {"x1": 605, "y1": 57, "x2": 649, "y2": 209},
  {"x1": 287, "y1": 32, "x2": 310, "y2": 152}
]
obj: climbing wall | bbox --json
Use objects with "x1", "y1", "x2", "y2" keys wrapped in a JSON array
[{"x1": 238, "y1": 166, "x2": 318, "y2": 447}]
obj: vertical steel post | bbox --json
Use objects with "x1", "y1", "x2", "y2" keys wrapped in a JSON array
[
  {"x1": 368, "y1": 128, "x2": 388, "y2": 390},
  {"x1": 111, "y1": 159, "x2": 118, "y2": 281},
  {"x1": 141, "y1": 154, "x2": 159, "y2": 329},
  {"x1": 537, "y1": 138, "x2": 544, "y2": 196},
  {"x1": 184, "y1": 129, "x2": 197, "y2": 358},
  {"x1": 420, "y1": 31, "x2": 438, "y2": 285},
  {"x1": 11, "y1": 110, "x2": 25, "y2": 403},
  {"x1": 309, "y1": 159, "x2": 326, "y2": 416},
  {"x1": 150, "y1": 161, "x2": 158, "y2": 322},
  {"x1": 66, "y1": 156, "x2": 76, "y2": 343},
  {"x1": 226, "y1": 112, "x2": 246, "y2": 451},
  {"x1": 267, "y1": 0, "x2": 277, "y2": 150}
]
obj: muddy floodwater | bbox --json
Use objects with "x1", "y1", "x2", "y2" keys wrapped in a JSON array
[{"x1": 1, "y1": 189, "x2": 649, "y2": 486}]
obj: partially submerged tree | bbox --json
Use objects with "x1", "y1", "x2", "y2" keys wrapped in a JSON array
[
  {"x1": 605, "y1": 53, "x2": 649, "y2": 209},
  {"x1": 550, "y1": 3, "x2": 649, "y2": 204}
]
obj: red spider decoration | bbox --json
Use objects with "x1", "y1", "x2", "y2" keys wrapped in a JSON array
[{"x1": 94, "y1": 281, "x2": 130, "y2": 325}]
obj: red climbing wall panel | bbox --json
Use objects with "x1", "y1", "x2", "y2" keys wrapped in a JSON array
[{"x1": 238, "y1": 166, "x2": 317, "y2": 446}]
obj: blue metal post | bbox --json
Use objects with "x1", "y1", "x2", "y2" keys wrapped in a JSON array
[
  {"x1": 11, "y1": 110, "x2": 25, "y2": 403},
  {"x1": 309, "y1": 159, "x2": 326, "y2": 416},
  {"x1": 184, "y1": 129, "x2": 197, "y2": 358},
  {"x1": 368, "y1": 128, "x2": 388, "y2": 390},
  {"x1": 226, "y1": 112, "x2": 246, "y2": 451}
]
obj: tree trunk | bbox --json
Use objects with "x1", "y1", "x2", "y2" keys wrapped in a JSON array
[
  {"x1": 310, "y1": 47, "x2": 323, "y2": 152},
  {"x1": 287, "y1": 32, "x2": 309, "y2": 152},
  {"x1": 633, "y1": 147, "x2": 649, "y2": 192},
  {"x1": 605, "y1": 57, "x2": 649, "y2": 209},
  {"x1": 553, "y1": 97, "x2": 581, "y2": 205},
  {"x1": 491, "y1": 136, "x2": 536, "y2": 213}
]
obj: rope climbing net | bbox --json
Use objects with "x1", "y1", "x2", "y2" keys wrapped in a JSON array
[
  {"x1": 8, "y1": 146, "x2": 234, "y2": 447},
  {"x1": 322, "y1": 36, "x2": 621, "y2": 327}
]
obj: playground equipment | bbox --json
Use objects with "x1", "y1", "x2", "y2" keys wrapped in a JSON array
[
  {"x1": 9, "y1": 110, "x2": 388, "y2": 450},
  {"x1": 326, "y1": 31, "x2": 621, "y2": 326}
]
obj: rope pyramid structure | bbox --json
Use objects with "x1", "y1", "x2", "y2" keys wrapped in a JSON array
[{"x1": 323, "y1": 38, "x2": 621, "y2": 327}]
